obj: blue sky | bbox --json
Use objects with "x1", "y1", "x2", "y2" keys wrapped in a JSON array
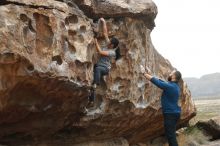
[{"x1": 151, "y1": 0, "x2": 220, "y2": 78}]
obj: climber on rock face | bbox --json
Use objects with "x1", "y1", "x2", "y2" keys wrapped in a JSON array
[
  {"x1": 87, "y1": 18, "x2": 121, "y2": 107},
  {"x1": 140, "y1": 65, "x2": 182, "y2": 146}
]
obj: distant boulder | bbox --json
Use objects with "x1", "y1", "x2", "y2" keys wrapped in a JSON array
[{"x1": 196, "y1": 116, "x2": 220, "y2": 140}]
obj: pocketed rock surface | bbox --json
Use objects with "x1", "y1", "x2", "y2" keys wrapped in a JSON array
[{"x1": 0, "y1": 0, "x2": 196, "y2": 145}]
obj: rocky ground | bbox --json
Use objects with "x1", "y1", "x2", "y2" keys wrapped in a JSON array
[{"x1": 183, "y1": 99, "x2": 220, "y2": 146}]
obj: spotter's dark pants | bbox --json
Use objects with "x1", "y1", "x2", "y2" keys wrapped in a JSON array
[{"x1": 163, "y1": 113, "x2": 180, "y2": 146}]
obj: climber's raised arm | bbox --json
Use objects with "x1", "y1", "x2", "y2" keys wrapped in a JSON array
[
  {"x1": 144, "y1": 72, "x2": 153, "y2": 81},
  {"x1": 94, "y1": 38, "x2": 109, "y2": 56},
  {"x1": 140, "y1": 65, "x2": 172, "y2": 90},
  {"x1": 140, "y1": 65, "x2": 153, "y2": 80},
  {"x1": 99, "y1": 18, "x2": 110, "y2": 43}
]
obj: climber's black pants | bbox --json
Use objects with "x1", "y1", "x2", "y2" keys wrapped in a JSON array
[
  {"x1": 93, "y1": 64, "x2": 109, "y2": 85},
  {"x1": 163, "y1": 113, "x2": 180, "y2": 146},
  {"x1": 89, "y1": 65, "x2": 109, "y2": 102}
]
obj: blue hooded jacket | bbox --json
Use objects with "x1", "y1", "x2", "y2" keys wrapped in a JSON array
[{"x1": 150, "y1": 77, "x2": 181, "y2": 114}]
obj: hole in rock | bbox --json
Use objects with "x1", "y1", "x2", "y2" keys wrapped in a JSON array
[
  {"x1": 28, "y1": 20, "x2": 36, "y2": 33},
  {"x1": 0, "y1": 52, "x2": 16, "y2": 62},
  {"x1": 75, "y1": 60, "x2": 82, "y2": 67},
  {"x1": 79, "y1": 25, "x2": 86, "y2": 33},
  {"x1": 86, "y1": 62, "x2": 92, "y2": 69},
  {"x1": 52, "y1": 55, "x2": 63, "y2": 65},
  {"x1": 68, "y1": 29, "x2": 77, "y2": 37},
  {"x1": 27, "y1": 64, "x2": 34, "y2": 71},
  {"x1": 60, "y1": 21, "x2": 66, "y2": 29},
  {"x1": 78, "y1": 34, "x2": 84, "y2": 43},
  {"x1": 20, "y1": 14, "x2": 29, "y2": 22},
  {"x1": 33, "y1": 13, "x2": 54, "y2": 54},
  {"x1": 4, "y1": 52, "x2": 14, "y2": 57},
  {"x1": 77, "y1": 76, "x2": 81, "y2": 81},
  {"x1": 65, "y1": 15, "x2": 78, "y2": 25},
  {"x1": 67, "y1": 1, "x2": 74, "y2": 7},
  {"x1": 68, "y1": 42, "x2": 76, "y2": 53},
  {"x1": 62, "y1": 37, "x2": 76, "y2": 54}
]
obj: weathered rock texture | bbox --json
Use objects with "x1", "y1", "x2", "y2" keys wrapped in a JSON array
[
  {"x1": 0, "y1": 0, "x2": 196, "y2": 145},
  {"x1": 197, "y1": 116, "x2": 220, "y2": 140}
]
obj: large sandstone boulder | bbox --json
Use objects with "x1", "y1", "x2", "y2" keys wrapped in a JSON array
[{"x1": 0, "y1": 0, "x2": 196, "y2": 145}]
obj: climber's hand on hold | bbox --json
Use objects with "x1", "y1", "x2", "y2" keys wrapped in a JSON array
[
  {"x1": 145, "y1": 66, "x2": 152, "y2": 74},
  {"x1": 140, "y1": 65, "x2": 146, "y2": 74},
  {"x1": 99, "y1": 17, "x2": 105, "y2": 23},
  {"x1": 94, "y1": 38, "x2": 109, "y2": 56},
  {"x1": 140, "y1": 65, "x2": 153, "y2": 80},
  {"x1": 99, "y1": 17, "x2": 110, "y2": 43},
  {"x1": 140, "y1": 65, "x2": 152, "y2": 74}
]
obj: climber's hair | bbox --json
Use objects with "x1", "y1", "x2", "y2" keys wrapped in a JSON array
[
  {"x1": 174, "y1": 71, "x2": 182, "y2": 83},
  {"x1": 110, "y1": 37, "x2": 121, "y2": 60},
  {"x1": 110, "y1": 37, "x2": 119, "y2": 48}
]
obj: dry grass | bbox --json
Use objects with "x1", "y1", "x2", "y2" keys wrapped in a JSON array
[
  {"x1": 183, "y1": 126, "x2": 210, "y2": 145},
  {"x1": 190, "y1": 99, "x2": 220, "y2": 124},
  {"x1": 181, "y1": 98, "x2": 220, "y2": 146}
]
